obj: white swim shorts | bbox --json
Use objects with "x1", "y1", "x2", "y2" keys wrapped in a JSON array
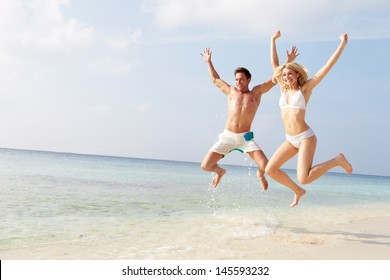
[{"x1": 209, "y1": 129, "x2": 261, "y2": 156}]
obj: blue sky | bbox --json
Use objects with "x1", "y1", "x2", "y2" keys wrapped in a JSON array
[{"x1": 0, "y1": 0, "x2": 389, "y2": 176}]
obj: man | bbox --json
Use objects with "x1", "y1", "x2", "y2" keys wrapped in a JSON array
[{"x1": 200, "y1": 47, "x2": 297, "y2": 190}]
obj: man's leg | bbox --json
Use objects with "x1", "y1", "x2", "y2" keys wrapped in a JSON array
[
  {"x1": 247, "y1": 150, "x2": 269, "y2": 191},
  {"x1": 201, "y1": 151, "x2": 226, "y2": 188}
]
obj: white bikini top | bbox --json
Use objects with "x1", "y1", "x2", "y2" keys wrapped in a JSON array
[{"x1": 279, "y1": 90, "x2": 306, "y2": 110}]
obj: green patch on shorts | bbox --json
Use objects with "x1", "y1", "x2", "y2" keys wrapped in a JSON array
[{"x1": 229, "y1": 148, "x2": 244, "y2": 153}]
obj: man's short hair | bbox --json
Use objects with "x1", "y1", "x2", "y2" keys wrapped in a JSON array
[{"x1": 234, "y1": 67, "x2": 251, "y2": 79}]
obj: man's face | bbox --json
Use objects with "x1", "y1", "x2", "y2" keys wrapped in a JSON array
[{"x1": 235, "y1": 73, "x2": 250, "y2": 91}]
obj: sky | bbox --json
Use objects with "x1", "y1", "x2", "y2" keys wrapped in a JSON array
[{"x1": 0, "y1": 0, "x2": 389, "y2": 176}]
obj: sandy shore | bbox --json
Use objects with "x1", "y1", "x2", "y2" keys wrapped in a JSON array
[
  {"x1": 296, "y1": 216, "x2": 390, "y2": 259},
  {"x1": 1, "y1": 215, "x2": 390, "y2": 260}
]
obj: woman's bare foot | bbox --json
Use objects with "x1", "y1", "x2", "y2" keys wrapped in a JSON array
[
  {"x1": 290, "y1": 188, "x2": 306, "y2": 208},
  {"x1": 212, "y1": 168, "x2": 226, "y2": 188},
  {"x1": 337, "y1": 153, "x2": 353, "y2": 174},
  {"x1": 257, "y1": 170, "x2": 268, "y2": 191}
]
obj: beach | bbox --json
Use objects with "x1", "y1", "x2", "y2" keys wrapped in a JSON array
[
  {"x1": 1, "y1": 216, "x2": 390, "y2": 260},
  {"x1": 1, "y1": 148, "x2": 390, "y2": 260}
]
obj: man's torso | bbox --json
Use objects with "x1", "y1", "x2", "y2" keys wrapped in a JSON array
[{"x1": 225, "y1": 88, "x2": 261, "y2": 133}]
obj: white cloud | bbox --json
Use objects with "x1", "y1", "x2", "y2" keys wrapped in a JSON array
[
  {"x1": 137, "y1": 100, "x2": 152, "y2": 112},
  {"x1": 146, "y1": 0, "x2": 390, "y2": 40},
  {"x1": 0, "y1": 0, "x2": 94, "y2": 55},
  {"x1": 88, "y1": 105, "x2": 113, "y2": 114},
  {"x1": 129, "y1": 100, "x2": 153, "y2": 113},
  {"x1": 106, "y1": 37, "x2": 131, "y2": 51},
  {"x1": 106, "y1": 28, "x2": 142, "y2": 51},
  {"x1": 88, "y1": 57, "x2": 132, "y2": 75}
]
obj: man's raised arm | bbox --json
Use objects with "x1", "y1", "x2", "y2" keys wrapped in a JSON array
[{"x1": 201, "y1": 48, "x2": 231, "y2": 95}]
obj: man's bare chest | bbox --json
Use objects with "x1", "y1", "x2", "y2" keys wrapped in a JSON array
[{"x1": 229, "y1": 93, "x2": 260, "y2": 108}]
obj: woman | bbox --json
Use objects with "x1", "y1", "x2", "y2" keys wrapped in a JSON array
[{"x1": 266, "y1": 30, "x2": 353, "y2": 207}]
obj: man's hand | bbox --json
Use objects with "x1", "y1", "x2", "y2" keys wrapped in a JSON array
[{"x1": 201, "y1": 48, "x2": 212, "y2": 63}]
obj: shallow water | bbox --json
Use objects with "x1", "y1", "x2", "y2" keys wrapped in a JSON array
[{"x1": 0, "y1": 148, "x2": 389, "y2": 258}]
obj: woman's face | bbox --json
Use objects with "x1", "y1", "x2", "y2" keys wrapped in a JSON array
[{"x1": 282, "y1": 67, "x2": 300, "y2": 86}]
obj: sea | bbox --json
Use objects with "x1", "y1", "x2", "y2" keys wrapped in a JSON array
[{"x1": 0, "y1": 148, "x2": 389, "y2": 259}]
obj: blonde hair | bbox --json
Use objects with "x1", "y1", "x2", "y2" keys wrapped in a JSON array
[{"x1": 272, "y1": 62, "x2": 309, "y2": 91}]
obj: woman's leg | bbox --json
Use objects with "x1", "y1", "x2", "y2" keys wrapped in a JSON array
[
  {"x1": 297, "y1": 135, "x2": 353, "y2": 185},
  {"x1": 265, "y1": 141, "x2": 306, "y2": 207}
]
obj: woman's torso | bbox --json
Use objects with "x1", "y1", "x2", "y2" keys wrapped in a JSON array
[{"x1": 279, "y1": 89, "x2": 310, "y2": 135}]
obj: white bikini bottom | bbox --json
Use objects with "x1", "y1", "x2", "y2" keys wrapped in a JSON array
[{"x1": 286, "y1": 128, "x2": 315, "y2": 149}]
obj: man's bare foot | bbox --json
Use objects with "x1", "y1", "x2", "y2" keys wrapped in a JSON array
[
  {"x1": 257, "y1": 170, "x2": 268, "y2": 191},
  {"x1": 337, "y1": 153, "x2": 353, "y2": 174},
  {"x1": 290, "y1": 188, "x2": 306, "y2": 208},
  {"x1": 212, "y1": 168, "x2": 226, "y2": 188}
]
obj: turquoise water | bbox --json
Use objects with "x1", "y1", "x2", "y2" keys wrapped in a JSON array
[{"x1": 0, "y1": 148, "x2": 389, "y2": 258}]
